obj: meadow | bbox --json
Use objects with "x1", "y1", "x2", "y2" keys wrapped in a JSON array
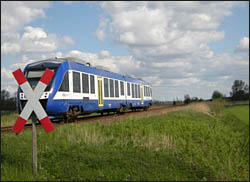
[
  {"x1": 1, "y1": 111, "x2": 19, "y2": 127},
  {"x1": 1, "y1": 103, "x2": 249, "y2": 181}
]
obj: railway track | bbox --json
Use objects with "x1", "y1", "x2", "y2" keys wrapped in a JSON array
[{"x1": 1, "y1": 105, "x2": 184, "y2": 134}]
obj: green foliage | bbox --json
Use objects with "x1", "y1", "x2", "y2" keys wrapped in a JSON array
[
  {"x1": 230, "y1": 80, "x2": 249, "y2": 101},
  {"x1": 184, "y1": 94, "x2": 191, "y2": 104},
  {"x1": 1, "y1": 90, "x2": 17, "y2": 111},
  {"x1": 1, "y1": 108, "x2": 249, "y2": 181},
  {"x1": 211, "y1": 90, "x2": 223, "y2": 100},
  {"x1": 223, "y1": 105, "x2": 249, "y2": 126},
  {"x1": 231, "y1": 90, "x2": 249, "y2": 101},
  {"x1": 152, "y1": 100, "x2": 173, "y2": 106}
]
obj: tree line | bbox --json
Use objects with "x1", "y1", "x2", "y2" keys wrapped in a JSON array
[
  {"x1": 184, "y1": 80, "x2": 249, "y2": 104},
  {"x1": 1, "y1": 90, "x2": 17, "y2": 111}
]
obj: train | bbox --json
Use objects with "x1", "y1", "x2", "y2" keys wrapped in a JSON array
[{"x1": 17, "y1": 57, "x2": 152, "y2": 122}]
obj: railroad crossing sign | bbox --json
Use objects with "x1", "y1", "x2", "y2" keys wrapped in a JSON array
[{"x1": 12, "y1": 68, "x2": 55, "y2": 134}]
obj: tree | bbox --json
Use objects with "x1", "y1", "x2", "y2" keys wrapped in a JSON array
[
  {"x1": 0, "y1": 89, "x2": 17, "y2": 111},
  {"x1": 173, "y1": 100, "x2": 176, "y2": 106},
  {"x1": 230, "y1": 80, "x2": 248, "y2": 96},
  {"x1": 191, "y1": 97, "x2": 199, "y2": 102},
  {"x1": 1, "y1": 90, "x2": 10, "y2": 101},
  {"x1": 230, "y1": 80, "x2": 249, "y2": 101},
  {"x1": 212, "y1": 90, "x2": 223, "y2": 100},
  {"x1": 184, "y1": 94, "x2": 191, "y2": 104}
]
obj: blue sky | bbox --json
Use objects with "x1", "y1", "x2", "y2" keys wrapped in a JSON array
[
  {"x1": 1, "y1": 1, "x2": 249, "y2": 100},
  {"x1": 209, "y1": 3, "x2": 249, "y2": 55}
]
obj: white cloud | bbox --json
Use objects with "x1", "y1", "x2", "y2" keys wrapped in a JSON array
[
  {"x1": 1, "y1": 67, "x2": 18, "y2": 94},
  {"x1": 235, "y1": 37, "x2": 249, "y2": 53},
  {"x1": 1, "y1": 26, "x2": 75, "y2": 55},
  {"x1": 94, "y1": 16, "x2": 108, "y2": 41},
  {"x1": 1, "y1": 48, "x2": 249, "y2": 101},
  {"x1": 1, "y1": 1, "x2": 51, "y2": 34},
  {"x1": 95, "y1": 1, "x2": 248, "y2": 100},
  {"x1": 99, "y1": 2, "x2": 237, "y2": 62},
  {"x1": 1, "y1": 2, "x2": 75, "y2": 56}
]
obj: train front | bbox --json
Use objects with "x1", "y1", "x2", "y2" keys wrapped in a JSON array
[{"x1": 17, "y1": 60, "x2": 61, "y2": 115}]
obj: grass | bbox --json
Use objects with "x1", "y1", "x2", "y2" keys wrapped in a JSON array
[
  {"x1": 1, "y1": 104, "x2": 249, "y2": 181},
  {"x1": 224, "y1": 105, "x2": 249, "y2": 125},
  {"x1": 1, "y1": 111, "x2": 19, "y2": 127}
]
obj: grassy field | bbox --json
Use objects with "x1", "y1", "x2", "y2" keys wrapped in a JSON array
[
  {"x1": 1, "y1": 104, "x2": 249, "y2": 181},
  {"x1": 224, "y1": 105, "x2": 249, "y2": 125},
  {"x1": 1, "y1": 111, "x2": 19, "y2": 127}
]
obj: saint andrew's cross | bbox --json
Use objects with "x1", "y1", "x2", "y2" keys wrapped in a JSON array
[{"x1": 12, "y1": 68, "x2": 55, "y2": 134}]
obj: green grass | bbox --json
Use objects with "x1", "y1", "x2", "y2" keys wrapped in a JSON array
[
  {"x1": 224, "y1": 105, "x2": 249, "y2": 125},
  {"x1": 1, "y1": 111, "x2": 19, "y2": 127},
  {"x1": 1, "y1": 108, "x2": 249, "y2": 181}
]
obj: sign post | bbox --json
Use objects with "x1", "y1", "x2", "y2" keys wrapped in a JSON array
[
  {"x1": 32, "y1": 113, "x2": 37, "y2": 175},
  {"x1": 12, "y1": 68, "x2": 55, "y2": 175}
]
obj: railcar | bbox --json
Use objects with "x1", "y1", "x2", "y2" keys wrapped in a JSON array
[{"x1": 17, "y1": 57, "x2": 152, "y2": 121}]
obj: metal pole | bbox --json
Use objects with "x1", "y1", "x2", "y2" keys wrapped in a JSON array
[{"x1": 32, "y1": 113, "x2": 37, "y2": 175}]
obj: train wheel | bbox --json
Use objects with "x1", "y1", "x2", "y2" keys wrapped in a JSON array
[
  {"x1": 118, "y1": 105, "x2": 125, "y2": 114},
  {"x1": 63, "y1": 114, "x2": 68, "y2": 123},
  {"x1": 124, "y1": 106, "x2": 129, "y2": 113},
  {"x1": 65, "y1": 108, "x2": 77, "y2": 123}
]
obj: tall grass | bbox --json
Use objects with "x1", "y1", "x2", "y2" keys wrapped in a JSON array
[
  {"x1": 1, "y1": 111, "x2": 19, "y2": 127},
  {"x1": 1, "y1": 109, "x2": 249, "y2": 181},
  {"x1": 207, "y1": 99, "x2": 226, "y2": 116}
]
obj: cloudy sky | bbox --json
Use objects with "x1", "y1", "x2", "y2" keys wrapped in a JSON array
[{"x1": 1, "y1": 1, "x2": 249, "y2": 101}]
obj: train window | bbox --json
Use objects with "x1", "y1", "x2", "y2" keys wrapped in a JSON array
[
  {"x1": 144, "y1": 86, "x2": 146, "y2": 96},
  {"x1": 82, "y1": 73, "x2": 89, "y2": 93},
  {"x1": 127, "y1": 83, "x2": 130, "y2": 96},
  {"x1": 104, "y1": 78, "x2": 109, "y2": 97},
  {"x1": 115, "y1": 80, "x2": 119, "y2": 97},
  {"x1": 132, "y1": 84, "x2": 134, "y2": 98},
  {"x1": 120, "y1": 81, "x2": 124, "y2": 96},
  {"x1": 110, "y1": 79, "x2": 114, "y2": 97},
  {"x1": 73, "y1": 72, "x2": 81, "y2": 93},
  {"x1": 135, "y1": 84, "x2": 138, "y2": 98},
  {"x1": 146, "y1": 87, "x2": 149, "y2": 96},
  {"x1": 138, "y1": 85, "x2": 141, "y2": 98},
  {"x1": 138, "y1": 85, "x2": 140, "y2": 98},
  {"x1": 59, "y1": 71, "x2": 69, "y2": 92},
  {"x1": 90, "y1": 75, "x2": 95, "y2": 94}
]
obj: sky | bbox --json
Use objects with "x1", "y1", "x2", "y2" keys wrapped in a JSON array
[{"x1": 1, "y1": 1, "x2": 249, "y2": 101}]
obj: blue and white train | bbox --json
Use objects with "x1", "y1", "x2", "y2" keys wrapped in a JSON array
[{"x1": 17, "y1": 57, "x2": 152, "y2": 121}]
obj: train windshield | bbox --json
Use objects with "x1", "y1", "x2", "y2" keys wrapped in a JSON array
[{"x1": 24, "y1": 67, "x2": 58, "y2": 91}]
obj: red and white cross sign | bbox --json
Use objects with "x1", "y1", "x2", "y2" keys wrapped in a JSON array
[{"x1": 12, "y1": 68, "x2": 55, "y2": 134}]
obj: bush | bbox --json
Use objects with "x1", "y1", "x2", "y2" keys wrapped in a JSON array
[
  {"x1": 184, "y1": 94, "x2": 191, "y2": 105},
  {"x1": 212, "y1": 90, "x2": 223, "y2": 100}
]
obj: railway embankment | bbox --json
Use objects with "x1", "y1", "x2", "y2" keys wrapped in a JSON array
[{"x1": 1, "y1": 102, "x2": 249, "y2": 181}]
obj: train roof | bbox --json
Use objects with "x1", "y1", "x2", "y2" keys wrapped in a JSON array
[{"x1": 26, "y1": 57, "x2": 150, "y2": 85}]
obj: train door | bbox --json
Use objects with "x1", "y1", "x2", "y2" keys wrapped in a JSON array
[
  {"x1": 140, "y1": 85, "x2": 144, "y2": 105},
  {"x1": 98, "y1": 77, "x2": 104, "y2": 107}
]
